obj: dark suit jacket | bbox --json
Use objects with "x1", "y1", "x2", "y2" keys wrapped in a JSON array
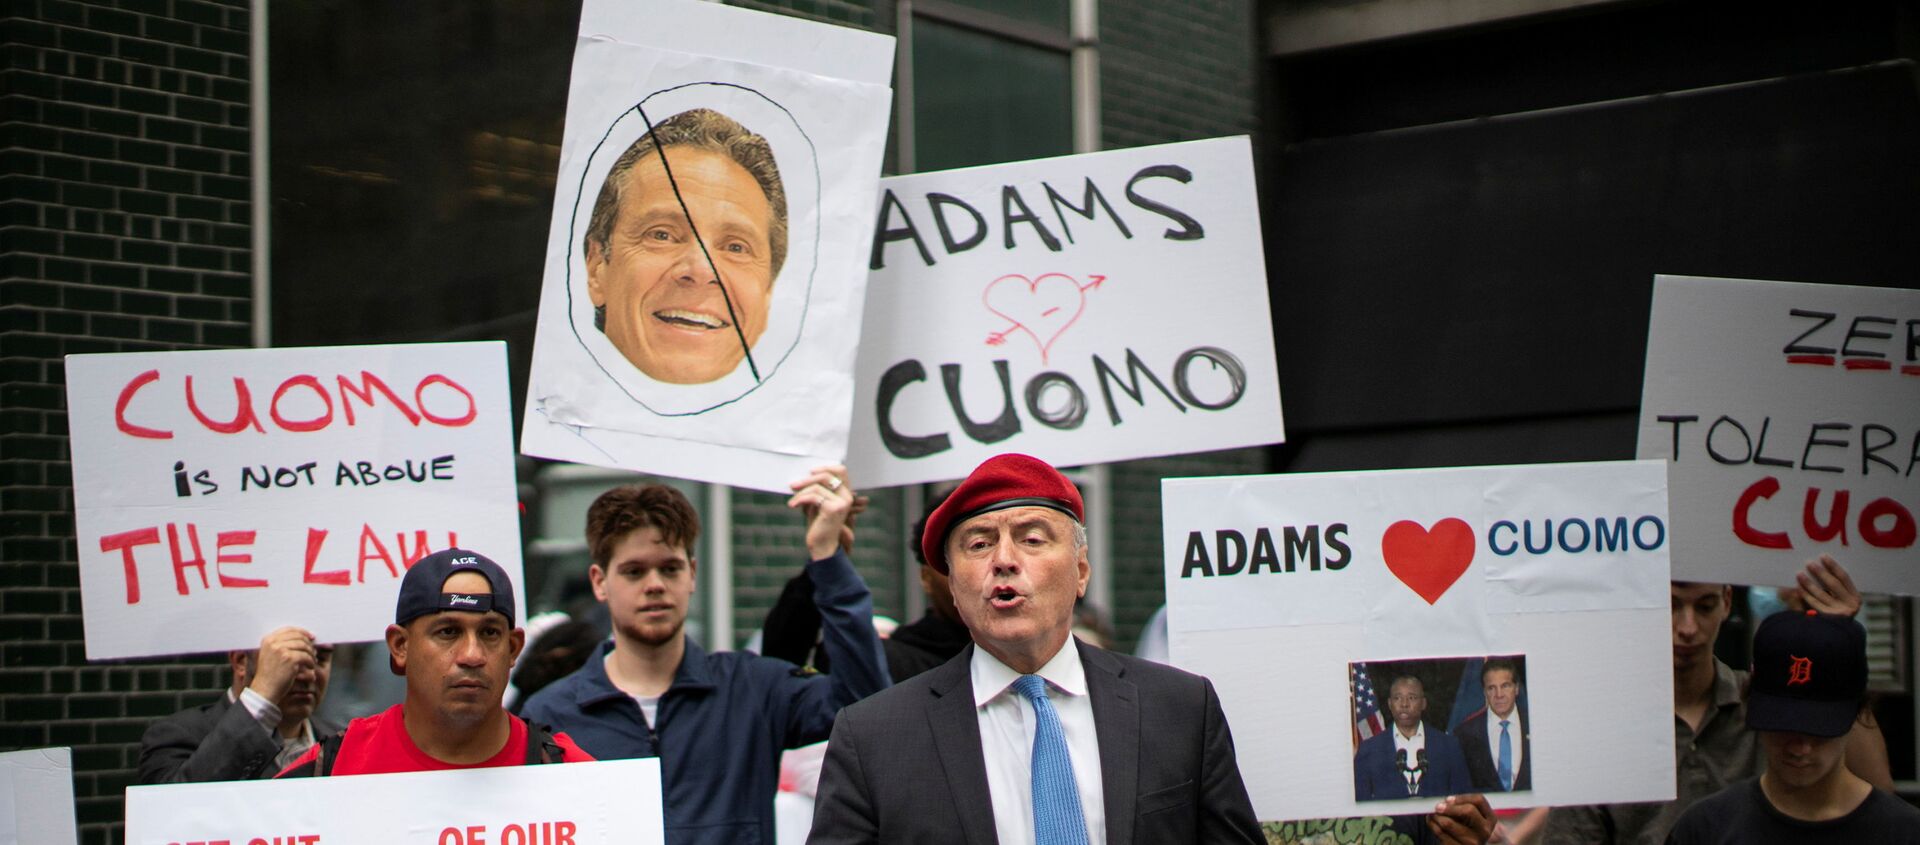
[
  {"x1": 1352, "y1": 726, "x2": 1472, "y2": 801},
  {"x1": 807, "y1": 640, "x2": 1262, "y2": 845},
  {"x1": 138, "y1": 692, "x2": 343, "y2": 784},
  {"x1": 1452, "y1": 709, "x2": 1531, "y2": 792}
]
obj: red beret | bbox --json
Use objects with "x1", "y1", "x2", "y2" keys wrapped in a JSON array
[{"x1": 921, "y1": 454, "x2": 1084, "y2": 574}]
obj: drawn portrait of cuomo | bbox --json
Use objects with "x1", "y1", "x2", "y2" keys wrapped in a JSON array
[{"x1": 581, "y1": 108, "x2": 789, "y2": 386}]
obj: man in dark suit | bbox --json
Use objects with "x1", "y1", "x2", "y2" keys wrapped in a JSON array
[
  {"x1": 1355, "y1": 675, "x2": 1472, "y2": 801},
  {"x1": 809, "y1": 453, "x2": 1494, "y2": 845},
  {"x1": 1453, "y1": 659, "x2": 1531, "y2": 793},
  {"x1": 139, "y1": 626, "x2": 341, "y2": 783}
]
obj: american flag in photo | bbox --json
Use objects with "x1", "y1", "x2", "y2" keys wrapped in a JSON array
[{"x1": 1351, "y1": 663, "x2": 1386, "y2": 742}]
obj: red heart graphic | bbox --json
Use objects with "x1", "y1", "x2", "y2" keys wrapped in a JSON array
[
  {"x1": 1381, "y1": 518, "x2": 1476, "y2": 605},
  {"x1": 983, "y1": 273, "x2": 1087, "y2": 364}
]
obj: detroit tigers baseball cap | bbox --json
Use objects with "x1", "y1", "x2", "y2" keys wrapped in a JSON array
[{"x1": 1746, "y1": 610, "x2": 1867, "y2": 738}]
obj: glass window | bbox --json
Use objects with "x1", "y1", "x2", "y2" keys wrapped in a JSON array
[
  {"x1": 911, "y1": 17, "x2": 1073, "y2": 171},
  {"x1": 943, "y1": 0, "x2": 1069, "y2": 31}
]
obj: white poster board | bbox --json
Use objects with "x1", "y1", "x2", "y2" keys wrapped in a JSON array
[
  {"x1": 1164, "y1": 461, "x2": 1674, "y2": 822},
  {"x1": 523, "y1": 0, "x2": 894, "y2": 492},
  {"x1": 65, "y1": 343, "x2": 522, "y2": 660},
  {"x1": 1637, "y1": 275, "x2": 1919, "y2": 594},
  {"x1": 125, "y1": 758, "x2": 664, "y2": 845},
  {"x1": 848, "y1": 137, "x2": 1285, "y2": 487},
  {"x1": 0, "y1": 748, "x2": 76, "y2": 845}
]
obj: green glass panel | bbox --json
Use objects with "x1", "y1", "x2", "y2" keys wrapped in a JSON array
[
  {"x1": 912, "y1": 18, "x2": 1073, "y2": 172},
  {"x1": 945, "y1": 0, "x2": 1069, "y2": 31}
]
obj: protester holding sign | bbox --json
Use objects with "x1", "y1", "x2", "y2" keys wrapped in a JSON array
[
  {"x1": 1541, "y1": 556, "x2": 1888, "y2": 844},
  {"x1": 1664, "y1": 610, "x2": 1920, "y2": 844},
  {"x1": 139, "y1": 626, "x2": 340, "y2": 783},
  {"x1": 522, "y1": 466, "x2": 888, "y2": 845},
  {"x1": 808, "y1": 453, "x2": 1494, "y2": 845},
  {"x1": 278, "y1": 549, "x2": 594, "y2": 775}
]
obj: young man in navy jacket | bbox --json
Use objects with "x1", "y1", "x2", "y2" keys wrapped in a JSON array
[{"x1": 522, "y1": 467, "x2": 888, "y2": 845}]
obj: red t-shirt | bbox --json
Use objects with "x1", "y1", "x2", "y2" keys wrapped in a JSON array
[{"x1": 278, "y1": 704, "x2": 593, "y2": 775}]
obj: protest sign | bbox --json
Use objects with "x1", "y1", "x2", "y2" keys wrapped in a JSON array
[
  {"x1": 847, "y1": 137, "x2": 1284, "y2": 487},
  {"x1": 1637, "y1": 275, "x2": 1919, "y2": 594},
  {"x1": 1164, "y1": 461, "x2": 1673, "y2": 821},
  {"x1": 65, "y1": 343, "x2": 521, "y2": 660},
  {"x1": 523, "y1": 0, "x2": 894, "y2": 491},
  {"x1": 124, "y1": 757, "x2": 664, "y2": 845},
  {"x1": 0, "y1": 747, "x2": 76, "y2": 845}
]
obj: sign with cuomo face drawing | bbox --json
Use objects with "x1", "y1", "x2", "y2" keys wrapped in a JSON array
[
  {"x1": 522, "y1": 0, "x2": 894, "y2": 492},
  {"x1": 1637, "y1": 275, "x2": 1919, "y2": 594},
  {"x1": 65, "y1": 342, "x2": 522, "y2": 660},
  {"x1": 848, "y1": 136, "x2": 1285, "y2": 487},
  {"x1": 1163, "y1": 461, "x2": 1674, "y2": 823}
]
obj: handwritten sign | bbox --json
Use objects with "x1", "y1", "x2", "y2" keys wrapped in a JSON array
[
  {"x1": 1163, "y1": 461, "x2": 1673, "y2": 822},
  {"x1": 124, "y1": 758, "x2": 664, "y2": 845},
  {"x1": 1, "y1": 747, "x2": 77, "y2": 845},
  {"x1": 1637, "y1": 275, "x2": 1919, "y2": 594},
  {"x1": 847, "y1": 137, "x2": 1284, "y2": 487},
  {"x1": 65, "y1": 343, "x2": 521, "y2": 660},
  {"x1": 522, "y1": 0, "x2": 894, "y2": 492}
]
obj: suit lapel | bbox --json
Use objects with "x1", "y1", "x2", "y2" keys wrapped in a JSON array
[
  {"x1": 927, "y1": 646, "x2": 998, "y2": 845},
  {"x1": 1082, "y1": 641, "x2": 1138, "y2": 845}
]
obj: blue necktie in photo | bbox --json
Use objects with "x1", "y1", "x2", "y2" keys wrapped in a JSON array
[
  {"x1": 1497, "y1": 719, "x2": 1514, "y2": 791},
  {"x1": 1014, "y1": 675, "x2": 1090, "y2": 845}
]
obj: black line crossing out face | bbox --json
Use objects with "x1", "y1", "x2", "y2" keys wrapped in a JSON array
[{"x1": 636, "y1": 104, "x2": 762, "y2": 383}]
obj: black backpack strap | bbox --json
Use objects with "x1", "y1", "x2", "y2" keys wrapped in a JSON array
[
  {"x1": 518, "y1": 716, "x2": 566, "y2": 764},
  {"x1": 316, "y1": 730, "x2": 346, "y2": 776}
]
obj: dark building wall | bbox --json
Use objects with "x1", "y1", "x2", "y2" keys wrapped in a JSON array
[
  {"x1": 1, "y1": 1, "x2": 255, "y2": 842},
  {"x1": 2, "y1": 3, "x2": 1272, "y2": 841},
  {"x1": 1262, "y1": 0, "x2": 1920, "y2": 473}
]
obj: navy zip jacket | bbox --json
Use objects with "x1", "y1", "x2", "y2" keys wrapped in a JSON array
[{"x1": 521, "y1": 549, "x2": 889, "y2": 845}]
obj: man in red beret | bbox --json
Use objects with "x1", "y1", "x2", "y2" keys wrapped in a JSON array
[{"x1": 809, "y1": 453, "x2": 1494, "y2": 844}]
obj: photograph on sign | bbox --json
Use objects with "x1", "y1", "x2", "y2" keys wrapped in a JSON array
[
  {"x1": 1636, "y1": 275, "x2": 1918, "y2": 594},
  {"x1": 1163, "y1": 461, "x2": 1672, "y2": 823},
  {"x1": 847, "y1": 136, "x2": 1285, "y2": 487},
  {"x1": 125, "y1": 757, "x2": 664, "y2": 845},
  {"x1": 63, "y1": 342, "x2": 522, "y2": 660},
  {"x1": 1349, "y1": 655, "x2": 1531, "y2": 804},
  {"x1": 523, "y1": 0, "x2": 892, "y2": 491}
]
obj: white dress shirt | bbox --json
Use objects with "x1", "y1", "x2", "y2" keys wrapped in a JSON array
[
  {"x1": 972, "y1": 643, "x2": 1107, "y2": 845},
  {"x1": 232, "y1": 687, "x2": 317, "y2": 771},
  {"x1": 1484, "y1": 706, "x2": 1524, "y2": 786},
  {"x1": 1392, "y1": 721, "x2": 1426, "y2": 793}
]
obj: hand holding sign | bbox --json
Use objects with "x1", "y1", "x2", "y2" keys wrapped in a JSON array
[{"x1": 789, "y1": 465, "x2": 858, "y2": 560}]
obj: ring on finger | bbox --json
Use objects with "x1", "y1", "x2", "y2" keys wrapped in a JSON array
[{"x1": 826, "y1": 476, "x2": 843, "y2": 491}]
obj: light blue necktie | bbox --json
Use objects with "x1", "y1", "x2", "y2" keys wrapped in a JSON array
[
  {"x1": 1497, "y1": 719, "x2": 1513, "y2": 791},
  {"x1": 1013, "y1": 675, "x2": 1090, "y2": 845}
]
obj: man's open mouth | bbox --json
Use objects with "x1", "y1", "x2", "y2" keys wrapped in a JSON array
[
  {"x1": 653, "y1": 309, "x2": 730, "y2": 330},
  {"x1": 989, "y1": 586, "x2": 1024, "y2": 610}
]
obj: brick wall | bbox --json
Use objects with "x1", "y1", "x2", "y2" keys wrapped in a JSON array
[{"x1": 0, "y1": 1, "x2": 253, "y2": 842}]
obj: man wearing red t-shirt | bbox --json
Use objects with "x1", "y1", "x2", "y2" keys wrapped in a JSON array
[{"x1": 279, "y1": 548, "x2": 594, "y2": 776}]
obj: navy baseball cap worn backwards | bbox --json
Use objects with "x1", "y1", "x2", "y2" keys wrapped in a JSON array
[{"x1": 394, "y1": 548, "x2": 517, "y2": 628}]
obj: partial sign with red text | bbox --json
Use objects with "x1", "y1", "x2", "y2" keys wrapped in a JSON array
[
  {"x1": 124, "y1": 758, "x2": 663, "y2": 845},
  {"x1": 1637, "y1": 276, "x2": 1919, "y2": 594},
  {"x1": 65, "y1": 342, "x2": 521, "y2": 660},
  {"x1": 1163, "y1": 462, "x2": 1674, "y2": 822}
]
